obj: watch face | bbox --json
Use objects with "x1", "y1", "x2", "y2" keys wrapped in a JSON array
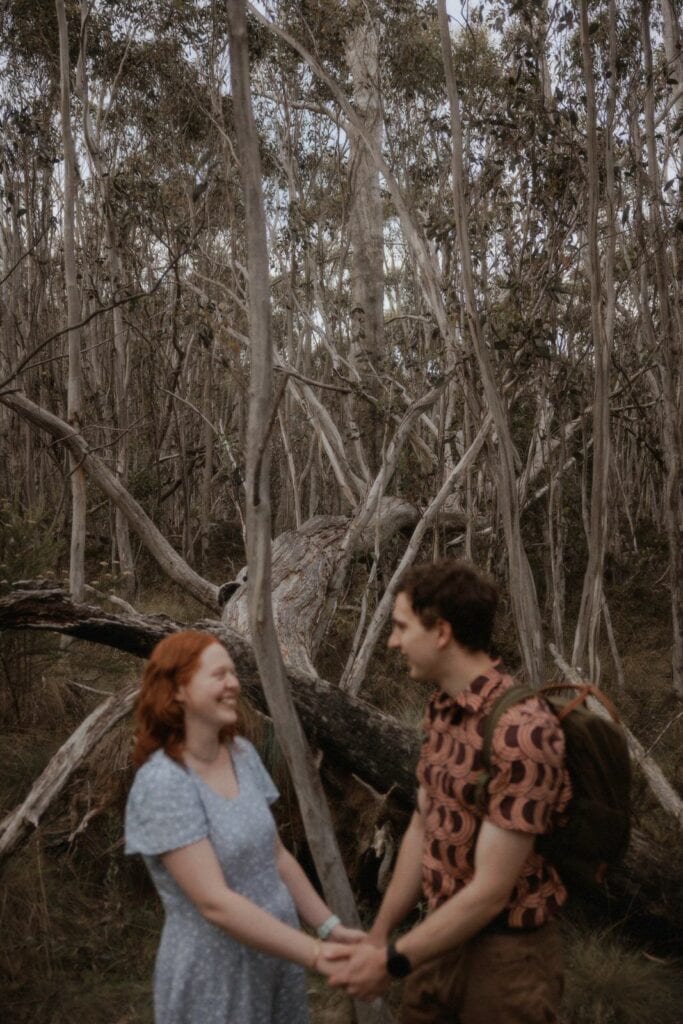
[{"x1": 386, "y1": 944, "x2": 412, "y2": 978}]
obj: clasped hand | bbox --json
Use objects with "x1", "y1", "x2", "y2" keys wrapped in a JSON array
[{"x1": 319, "y1": 938, "x2": 390, "y2": 1001}]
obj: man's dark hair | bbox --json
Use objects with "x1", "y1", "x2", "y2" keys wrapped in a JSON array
[{"x1": 397, "y1": 559, "x2": 498, "y2": 653}]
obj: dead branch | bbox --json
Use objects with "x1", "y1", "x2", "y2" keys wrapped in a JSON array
[
  {"x1": 0, "y1": 680, "x2": 136, "y2": 865},
  {"x1": 0, "y1": 391, "x2": 219, "y2": 610}
]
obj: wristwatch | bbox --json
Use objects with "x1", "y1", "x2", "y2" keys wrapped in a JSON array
[{"x1": 386, "y1": 942, "x2": 412, "y2": 978}]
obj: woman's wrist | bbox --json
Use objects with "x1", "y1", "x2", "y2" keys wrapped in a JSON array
[{"x1": 309, "y1": 937, "x2": 322, "y2": 970}]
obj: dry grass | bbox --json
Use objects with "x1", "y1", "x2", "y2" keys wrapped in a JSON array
[{"x1": 561, "y1": 925, "x2": 683, "y2": 1024}]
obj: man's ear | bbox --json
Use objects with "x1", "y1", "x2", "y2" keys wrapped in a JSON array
[{"x1": 435, "y1": 617, "x2": 453, "y2": 648}]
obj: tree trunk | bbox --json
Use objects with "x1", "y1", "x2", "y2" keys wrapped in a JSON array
[
  {"x1": 0, "y1": 585, "x2": 419, "y2": 805},
  {"x1": 225, "y1": 13, "x2": 390, "y2": 1023},
  {"x1": 640, "y1": 0, "x2": 683, "y2": 698},
  {"x1": 0, "y1": 676, "x2": 136, "y2": 866},
  {"x1": 340, "y1": 414, "x2": 492, "y2": 695},
  {"x1": 571, "y1": 0, "x2": 616, "y2": 683},
  {"x1": 345, "y1": 15, "x2": 384, "y2": 474},
  {"x1": 77, "y1": 0, "x2": 136, "y2": 596},
  {"x1": 55, "y1": 0, "x2": 86, "y2": 603},
  {"x1": 437, "y1": 0, "x2": 544, "y2": 684}
]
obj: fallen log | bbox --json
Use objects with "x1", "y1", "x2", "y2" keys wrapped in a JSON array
[
  {"x1": 0, "y1": 680, "x2": 136, "y2": 864},
  {"x1": 0, "y1": 587, "x2": 418, "y2": 823}
]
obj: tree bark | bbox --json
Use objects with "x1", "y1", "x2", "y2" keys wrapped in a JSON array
[
  {"x1": 340, "y1": 414, "x2": 492, "y2": 695},
  {"x1": 0, "y1": 586, "x2": 417, "y2": 849},
  {"x1": 77, "y1": 1, "x2": 136, "y2": 595},
  {"x1": 345, "y1": 14, "x2": 384, "y2": 473},
  {"x1": 571, "y1": 0, "x2": 616, "y2": 683},
  {"x1": 0, "y1": 677, "x2": 136, "y2": 866},
  {"x1": 640, "y1": 0, "x2": 683, "y2": 698}
]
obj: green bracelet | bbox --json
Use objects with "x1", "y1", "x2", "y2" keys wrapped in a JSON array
[{"x1": 317, "y1": 914, "x2": 341, "y2": 940}]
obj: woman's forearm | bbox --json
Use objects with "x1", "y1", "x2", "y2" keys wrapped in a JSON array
[
  {"x1": 276, "y1": 845, "x2": 332, "y2": 931},
  {"x1": 161, "y1": 839, "x2": 321, "y2": 966},
  {"x1": 201, "y1": 884, "x2": 320, "y2": 967}
]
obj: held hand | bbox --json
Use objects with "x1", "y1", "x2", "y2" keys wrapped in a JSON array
[
  {"x1": 314, "y1": 942, "x2": 353, "y2": 978},
  {"x1": 327, "y1": 940, "x2": 391, "y2": 1001},
  {"x1": 330, "y1": 924, "x2": 366, "y2": 944}
]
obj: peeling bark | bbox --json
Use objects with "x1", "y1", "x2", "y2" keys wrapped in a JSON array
[{"x1": 223, "y1": 498, "x2": 420, "y2": 675}]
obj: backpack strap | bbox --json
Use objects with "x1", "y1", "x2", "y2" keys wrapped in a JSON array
[
  {"x1": 539, "y1": 682, "x2": 621, "y2": 723},
  {"x1": 475, "y1": 685, "x2": 536, "y2": 813}
]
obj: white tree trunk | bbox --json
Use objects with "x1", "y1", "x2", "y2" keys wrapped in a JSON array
[
  {"x1": 437, "y1": 0, "x2": 544, "y2": 684},
  {"x1": 226, "y1": 12, "x2": 390, "y2": 1023},
  {"x1": 55, "y1": 0, "x2": 86, "y2": 603},
  {"x1": 571, "y1": 0, "x2": 617, "y2": 682}
]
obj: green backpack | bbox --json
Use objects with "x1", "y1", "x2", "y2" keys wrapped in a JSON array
[{"x1": 477, "y1": 682, "x2": 631, "y2": 891}]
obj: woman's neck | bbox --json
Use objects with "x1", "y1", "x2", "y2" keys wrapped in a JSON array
[{"x1": 183, "y1": 722, "x2": 224, "y2": 764}]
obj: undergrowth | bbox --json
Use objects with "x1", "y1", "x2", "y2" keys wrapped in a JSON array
[{"x1": 562, "y1": 925, "x2": 683, "y2": 1024}]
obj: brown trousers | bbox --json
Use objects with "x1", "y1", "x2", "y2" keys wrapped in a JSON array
[{"x1": 400, "y1": 922, "x2": 564, "y2": 1024}]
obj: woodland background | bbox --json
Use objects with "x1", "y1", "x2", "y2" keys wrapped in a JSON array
[{"x1": 0, "y1": 1, "x2": 682, "y2": 1022}]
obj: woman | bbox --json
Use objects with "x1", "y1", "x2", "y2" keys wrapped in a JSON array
[{"x1": 125, "y1": 630, "x2": 359, "y2": 1024}]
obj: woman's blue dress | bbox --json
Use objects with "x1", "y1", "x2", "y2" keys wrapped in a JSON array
[{"x1": 125, "y1": 738, "x2": 309, "y2": 1024}]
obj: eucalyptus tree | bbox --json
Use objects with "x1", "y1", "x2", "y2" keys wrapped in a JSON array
[
  {"x1": 1, "y1": 0, "x2": 681, "y2": 698},
  {"x1": 55, "y1": 0, "x2": 87, "y2": 603}
]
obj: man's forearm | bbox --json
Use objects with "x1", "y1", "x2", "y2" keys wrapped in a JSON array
[
  {"x1": 395, "y1": 876, "x2": 506, "y2": 968},
  {"x1": 369, "y1": 810, "x2": 424, "y2": 941},
  {"x1": 395, "y1": 822, "x2": 535, "y2": 969}
]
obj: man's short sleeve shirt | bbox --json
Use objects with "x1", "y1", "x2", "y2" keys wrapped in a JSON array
[{"x1": 416, "y1": 662, "x2": 572, "y2": 928}]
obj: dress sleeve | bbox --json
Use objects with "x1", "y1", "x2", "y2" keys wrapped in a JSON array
[
  {"x1": 485, "y1": 699, "x2": 571, "y2": 835},
  {"x1": 239, "y1": 739, "x2": 279, "y2": 806},
  {"x1": 124, "y1": 753, "x2": 209, "y2": 856}
]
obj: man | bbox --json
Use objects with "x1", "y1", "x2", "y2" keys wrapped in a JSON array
[{"x1": 329, "y1": 559, "x2": 571, "y2": 1023}]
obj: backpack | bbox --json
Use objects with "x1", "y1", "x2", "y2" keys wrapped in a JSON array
[{"x1": 477, "y1": 682, "x2": 631, "y2": 891}]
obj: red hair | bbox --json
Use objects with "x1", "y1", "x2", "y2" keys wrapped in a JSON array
[{"x1": 132, "y1": 631, "x2": 238, "y2": 767}]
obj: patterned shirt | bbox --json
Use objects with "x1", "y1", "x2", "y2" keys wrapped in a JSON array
[{"x1": 417, "y1": 662, "x2": 572, "y2": 928}]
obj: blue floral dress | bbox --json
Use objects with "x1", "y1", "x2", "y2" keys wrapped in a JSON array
[{"x1": 125, "y1": 738, "x2": 309, "y2": 1024}]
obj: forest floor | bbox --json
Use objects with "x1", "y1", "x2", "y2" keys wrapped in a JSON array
[{"x1": 1, "y1": 554, "x2": 682, "y2": 1024}]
